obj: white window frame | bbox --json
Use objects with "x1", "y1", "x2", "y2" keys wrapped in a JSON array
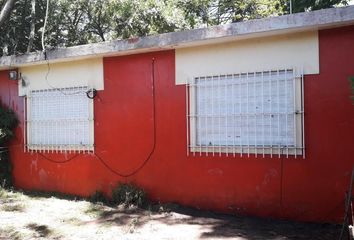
[
  {"x1": 186, "y1": 68, "x2": 305, "y2": 158},
  {"x1": 25, "y1": 86, "x2": 94, "y2": 153}
]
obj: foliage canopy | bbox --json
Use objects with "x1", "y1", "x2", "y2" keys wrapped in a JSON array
[{"x1": 0, "y1": 0, "x2": 349, "y2": 56}]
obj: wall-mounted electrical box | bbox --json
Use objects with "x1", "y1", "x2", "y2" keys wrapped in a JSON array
[{"x1": 8, "y1": 70, "x2": 18, "y2": 80}]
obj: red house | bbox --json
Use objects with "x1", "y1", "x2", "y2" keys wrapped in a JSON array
[{"x1": 0, "y1": 6, "x2": 353, "y2": 223}]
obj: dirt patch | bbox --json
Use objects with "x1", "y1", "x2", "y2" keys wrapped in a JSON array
[{"x1": 0, "y1": 189, "x2": 341, "y2": 239}]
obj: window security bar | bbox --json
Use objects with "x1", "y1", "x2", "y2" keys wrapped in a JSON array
[
  {"x1": 186, "y1": 69, "x2": 305, "y2": 158},
  {"x1": 25, "y1": 86, "x2": 94, "y2": 153}
]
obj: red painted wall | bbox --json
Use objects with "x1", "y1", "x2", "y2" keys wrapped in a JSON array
[{"x1": 1, "y1": 26, "x2": 353, "y2": 223}]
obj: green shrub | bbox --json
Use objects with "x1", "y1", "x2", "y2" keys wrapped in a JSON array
[
  {"x1": 0, "y1": 151, "x2": 13, "y2": 188},
  {"x1": 0, "y1": 107, "x2": 18, "y2": 188},
  {"x1": 111, "y1": 183, "x2": 147, "y2": 207},
  {"x1": 0, "y1": 107, "x2": 18, "y2": 145}
]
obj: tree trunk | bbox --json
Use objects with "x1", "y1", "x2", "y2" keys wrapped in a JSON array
[
  {"x1": 27, "y1": 0, "x2": 36, "y2": 53},
  {"x1": 0, "y1": 0, "x2": 16, "y2": 27},
  {"x1": 2, "y1": 44, "x2": 8, "y2": 56}
]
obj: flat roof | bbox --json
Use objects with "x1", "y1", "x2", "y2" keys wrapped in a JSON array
[{"x1": 1, "y1": 5, "x2": 354, "y2": 70}]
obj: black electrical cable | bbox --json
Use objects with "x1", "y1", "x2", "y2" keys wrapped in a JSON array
[
  {"x1": 93, "y1": 58, "x2": 157, "y2": 178},
  {"x1": 33, "y1": 58, "x2": 157, "y2": 174},
  {"x1": 38, "y1": 152, "x2": 79, "y2": 164}
]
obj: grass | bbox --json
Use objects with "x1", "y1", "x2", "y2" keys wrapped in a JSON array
[
  {"x1": 0, "y1": 187, "x2": 26, "y2": 212},
  {"x1": 21, "y1": 189, "x2": 84, "y2": 201},
  {"x1": 0, "y1": 187, "x2": 23, "y2": 200},
  {"x1": 0, "y1": 226, "x2": 23, "y2": 240},
  {"x1": 0, "y1": 187, "x2": 342, "y2": 240},
  {"x1": 84, "y1": 202, "x2": 106, "y2": 217},
  {"x1": 26, "y1": 223, "x2": 53, "y2": 238},
  {"x1": 0, "y1": 186, "x2": 4, "y2": 197},
  {"x1": 61, "y1": 217, "x2": 82, "y2": 226},
  {"x1": 2, "y1": 203, "x2": 25, "y2": 212}
]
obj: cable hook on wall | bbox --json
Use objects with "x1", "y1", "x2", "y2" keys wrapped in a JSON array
[{"x1": 86, "y1": 88, "x2": 97, "y2": 99}]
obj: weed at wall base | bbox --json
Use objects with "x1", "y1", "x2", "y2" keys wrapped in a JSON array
[{"x1": 111, "y1": 183, "x2": 147, "y2": 207}]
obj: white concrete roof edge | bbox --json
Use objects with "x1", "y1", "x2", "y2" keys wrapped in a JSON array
[{"x1": 1, "y1": 5, "x2": 354, "y2": 69}]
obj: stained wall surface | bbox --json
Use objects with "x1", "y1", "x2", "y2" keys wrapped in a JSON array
[
  {"x1": 0, "y1": 26, "x2": 353, "y2": 223},
  {"x1": 175, "y1": 31, "x2": 319, "y2": 85},
  {"x1": 18, "y1": 58, "x2": 104, "y2": 96}
]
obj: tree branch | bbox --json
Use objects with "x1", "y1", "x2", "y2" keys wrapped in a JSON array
[
  {"x1": 0, "y1": 0, "x2": 16, "y2": 27},
  {"x1": 27, "y1": 0, "x2": 36, "y2": 53}
]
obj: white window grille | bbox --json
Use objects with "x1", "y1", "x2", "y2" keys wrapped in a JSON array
[
  {"x1": 25, "y1": 86, "x2": 94, "y2": 153},
  {"x1": 186, "y1": 69, "x2": 305, "y2": 158}
]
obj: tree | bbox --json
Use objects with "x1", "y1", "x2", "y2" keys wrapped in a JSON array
[
  {"x1": 0, "y1": 0, "x2": 16, "y2": 26},
  {"x1": 113, "y1": 0, "x2": 186, "y2": 39},
  {"x1": 27, "y1": 0, "x2": 35, "y2": 52},
  {"x1": 84, "y1": 0, "x2": 115, "y2": 42},
  {"x1": 177, "y1": 0, "x2": 285, "y2": 27},
  {"x1": 290, "y1": 0, "x2": 349, "y2": 13},
  {"x1": 0, "y1": 0, "x2": 350, "y2": 56},
  {"x1": 0, "y1": 0, "x2": 32, "y2": 55},
  {"x1": 177, "y1": 0, "x2": 349, "y2": 27}
]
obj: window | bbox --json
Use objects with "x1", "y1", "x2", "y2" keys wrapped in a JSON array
[
  {"x1": 186, "y1": 69, "x2": 304, "y2": 158},
  {"x1": 26, "y1": 86, "x2": 94, "y2": 153}
]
